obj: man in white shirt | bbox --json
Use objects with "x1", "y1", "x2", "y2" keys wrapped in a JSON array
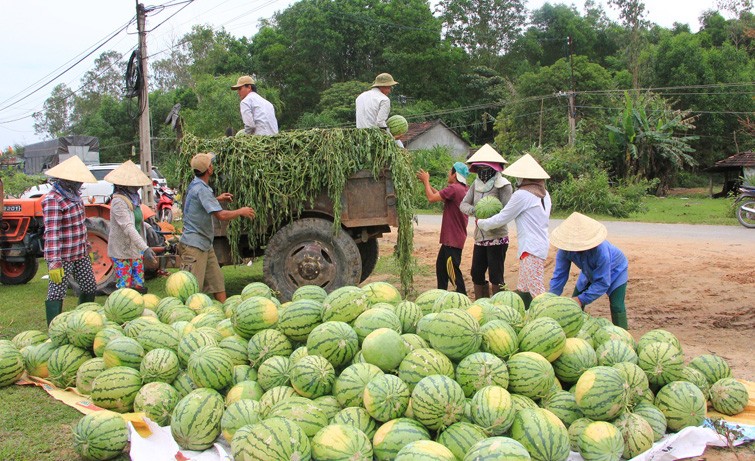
[
  {"x1": 355, "y1": 73, "x2": 398, "y2": 129},
  {"x1": 231, "y1": 75, "x2": 279, "y2": 136}
]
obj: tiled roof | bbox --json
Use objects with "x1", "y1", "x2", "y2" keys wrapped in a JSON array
[
  {"x1": 399, "y1": 120, "x2": 443, "y2": 144},
  {"x1": 706, "y1": 151, "x2": 755, "y2": 171}
]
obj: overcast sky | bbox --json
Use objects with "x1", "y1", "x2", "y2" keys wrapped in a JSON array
[{"x1": 0, "y1": 0, "x2": 728, "y2": 150}]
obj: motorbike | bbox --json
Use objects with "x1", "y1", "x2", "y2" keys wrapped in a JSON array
[
  {"x1": 153, "y1": 180, "x2": 175, "y2": 223},
  {"x1": 735, "y1": 186, "x2": 755, "y2": 228}
]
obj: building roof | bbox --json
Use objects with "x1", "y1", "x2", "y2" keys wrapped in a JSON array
[
  {"x1": 705, "y1": 151, "x2": 755, "y2": 172},
  {"x1": 399, "y1": 119, "x2": 467, "y2": 146}
]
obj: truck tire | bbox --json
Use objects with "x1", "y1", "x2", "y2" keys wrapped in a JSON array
[
  {"x1": 263, "y1": 218, "x2": 362, "y2": 301},
  {"x1": 0, "y1": 255, "x2": 39, "y2": 285},
  {"x1": 358, "y1": 239, "x2": 379, "y2": 282},
  {"x1": 70, "y1": 218, "x2": 116, "y2": 296}
]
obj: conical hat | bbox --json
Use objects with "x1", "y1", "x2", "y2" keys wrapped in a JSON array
[
  {"x1": 104, "y1": 160, "x2": 151, "y2": 186},
  {"x1": 502, "y1": 154, "x2": 550, "y2": 179},
  {"x1": 550, "y1": 212, "x2": 607, "y2": 251},
  {"x1": 466, "y1": 144, "x2": 508, "y2": 165},
  {"x1": 44, "y1": 156, "x2": 97, "y2": 183}
]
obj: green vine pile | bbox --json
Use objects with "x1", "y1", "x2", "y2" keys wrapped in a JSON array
[{"x1": 178, "y1": 129, "x2": 415, "y2": 293}]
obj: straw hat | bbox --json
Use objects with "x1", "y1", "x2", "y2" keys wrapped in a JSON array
[
  {"x1": 104, "y1": 160, "x2": 151, "y2": 187},
  {"x1": 502, "y1": 153, "x2": 550, "y2": 179},
  {"x1": 45, "y1": 156, "x2": 97, "y2": 183},
  {"x1": 371, "y1": 73, "x2": 398, "y2": 87},
  {"x1": 231, "y1": 75, "x2": 255, "y2": 90},
  {"x1": 466, "y1": 144, "x2": 508, "y2": 165},
  {"x1": 550, "y1": 212, "x2": 608, "y2": 251}
]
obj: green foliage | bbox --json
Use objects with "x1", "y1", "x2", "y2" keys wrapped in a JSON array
[
  {"x1": 551, "y1": 170, "x2": 657, "y2": 218},
  {"x1": 0, "y1": 169, "x2": 46, "y2": 196},
  {"x1": 410, "y1": 147, "x2": 458, "y2": 211}
]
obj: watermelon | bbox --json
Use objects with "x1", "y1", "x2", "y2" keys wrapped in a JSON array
[
  {"x1": 240, "y1": 281, "x2": 272, "y2": 300},
  {"x1": 218, "y1": 335, "x2": 250, "y2": 366},
  {"x1": 0, "y1": 346, "x2": 25, "y2": 387},
  {"x1": 637, "y1": 341, "x2": 684, "y2": 388},
  {"x1": 387, "y1": 115, "x2": 409, "y2": 137},
  {"x1": 312, "y1": 424, "x2": 372, "y2": 460},
  {"x1": 307, "y1": 321, "x2": 359, "y2": 368},
  {"x1": 188, "y1": 312, "x2": 223, "y2": 329},
  {"x1": 654, "y1": 380, "x2": 706, "y2": 431},
  {"x1": 682, "y1": 366, "x2": 711, "y2": 397},
  {"x1": 123, "y1": 316, "x2": 160, "y2": 339},
  {"x1": 393, "y1": 301, "x2": 423, "y2": 333},
  {"x1": 231, "y1": 417, "x2": 311, "y2": 461},
  {"x1": 331, "y1": 407, "x2": 378, "y2": 439},
  {"x1": 632, "y1": 402, "x2": 667, "y2": 442},
  {"x1": 613, "y1": 362, "x2": 649, "y2": 406},
  {"x1": 259, "y1": 385, "x2": 298, "y2": 415},
  {"x1": 290, "y1": 346, "x2": 309, "y2": 364},
  {"x1": 506, "y1": 352, "x2": 556, "y2": 399},
  {"x1": 22, "y1": 341, "x2": 57, "y2": 378},
  {"x1": 72, "y1": 411, "x2": 129, "y2": 461},
  {"x1": 362, "y1": 328, "x2": 408, "y2": 372},
  {"x1": 103, "y1": 288, "x2": 144, "y2": 323},
  {"x1": 171, "y1": 388, "x2": 225, "y2": 451},
  {"x1": 102, "y1": 336, "x2": 144, "y2": 369},
  {"x1": 637, "y1": 329, "x2": 682, "y2": 354},
  {"x1": 511, "y1": 393, "x2": 539, "y2": 412},
  {"x1": 480, "y1": 319, "x2": 519, "y2": 359},
  {"x1": 92, "y1": 327, "x2": 123, "y2": 358},
  {"x1": 247, "y1": 328, "x2": 293, "y2": 369},
  {"x1": 215, "y1": 318, "x2": 235, "y2": 338},
  {"x1": 688, "y1": 354, "x2": 732, "y2": 386},
  {"x1": 574, "y1": 366, "x2": 627, "y2": 421},
  {"x1": 221, "y1": 399, "x2": 263, "y2": 442},
  {"x1": 517, "y1": 317, "x2": 566, "y2": 362},
  {"x1": 187, "y1": 345, "x2": 234, "y2": 391},
  {"x1": 133, "y1": 381, "x2": 180, "y2": 426},
  {"x1": 541, "y1": 390, "x2": 583, "y2": 427},
  {"x1": 75, "y1": 357, "x2": 106, "y2": 394},
  {"x1": 164, "y1": 307, "x2": 195, "y2": 324},
  {"x1": 137, "y1": 323, "x2": 180, "y2": 352},
  {"x1": 414, "y1": 289, "x2": 447, "y2": 315},
  {"x1": 709, "y1": 378, "x2": 748, "y2": 416},
  {"x1": 176, "y1": 328, "x2": 218, "y2": 367},
  {"x1": 470, "y1": 385, "x2": 515, "y2": 435},
  {"x1": 313, "y1": 395, "x2": 341, "y2": 420},
  {"x1": 528, "y1": 296, "x2": 584, "y2": 337},
  {"x1": 415, "y1": 313, "x2": 437, "y2": 342},
  {"x1": 232, "y1": 296, "x2": 279, "y2": 339},
  {"x1": 596, "y1": 339, "x2": 638, "y2": 366},
  {"x1": 567, "y1": 418, "x2": 594, "y2": 452},
  {"x1": 334, "y1": 362, "x2": 383, "y2": 407},
  {"x1": 612, "y1": 412, "x2": 654, "y2": 459},
  {"x1": 48, "y1": 344, "x2": 92, "y2": 388},
  {"x1": 395, "y1": 440, "x2": 455, "y2": 460},
  {"x1": 277, "y1": 298, "x2": 323, "y2": 342},
  {"x1": 268, "y1": 396, "x2": 329, "y2": 437},
  {"x1": 402, "y1": 333, "x2": 429, "y2": 351},
  {"x1": 257, "y1": 355, "x2": 291, "y2": 390},
  {"x1": 578, "y1": 421, "x2": 624, "y2": 461},
  {"x1": 475, "y1": 195, "x2": 503, "y2": 219},
  {"x1": 290, "y1": 354, "x2": 336, "y2": 398},
  {"x1": 398, "y1": 347, "x2": 454, "y2": 391},
  {"x1": 12, "y1": 330, "x2": 47, "y2": 350},
  {"x1": 171, "y1": 370, "x2": 198, "y2": 400},
  {"x1": 411, "y1": 374, "x2": 466, "y2": 431},
  {"x1": 372, "y1": 418, "x2": 431, "y2": 461},
  {"x1": 164, "y1": 270, "x2": 199, "y2": 302},
  {"x1": 489, "y1": 290, "x2": 525, "y2": 316},
  {"x1": 225, "y1": 380, "x2": 264, "y2": 406},
  {"x1": 292, "y1": 284, "x2": 328, "y2": 303},
  {"x1": 90, "y1": 366, "x2": 142, "y2": 413},
  {"x1": 510, "y1": 408, "x2": 570, "y2": 461},
  {"x1": 463, "y1": 436, "x2": 532, "y2": 461},
  {"x1": 48, "y1": 311, "x2": 73, "y2": 347},
  {"x1": 432, "y1": 291, "x2": 472, "y2": 313},
  {"x1": 322, "y1": 286, "x2": 368, "y2": 323},
  {"x1": 436, "y1": 422, "x2": 487, "y2": 460},
  {"x1": 154, "y1": 296, "x2": 185, "y2": 321},
  {"x1": 425, "y1": 308, "x2": 481, "y2": 360},
  {"x1": 232, "y1": 364, "x2": 257, "y2": 384},
  {"x1": 140, "y1": 348, "x2": 180, "y2": 384},
  {"x1": 552, "y1": 338, "x2": 597, "y2": 384},
  {"x1": 455, "y1": 352, "x2": 509, "y2": 397},
  {"x1": 363, "y1": 374, "x2": 411, "y2": 422},
  {"x1": 363, "y1": 281, "x2": 402, "y2": 305},
  {"x1": 222, "y1": 295, "x2": 243, "y2": 319},
  {"x1": 353, "y1": 308, "x2": 402, "y2": 343}
]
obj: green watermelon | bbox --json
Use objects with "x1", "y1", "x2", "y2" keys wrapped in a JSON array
[
  {"x1": 90, "y1": 366, "x2": 142, "y2": 413},
  {"x1": 48, "y1": 344, "x2": 92, "y2": 388},
  {"x1": 0, "y1": 346, "x2": 25, "y2": 387},
  {"x1": 268, "y1": 396, "x2": 329, "y2": 437},
  {"x1": 395, "y1": 440, "x2": 455, "y2": 460},
  {"x1": 232, "y1": 296, "x2": 279, "y2": 339},
  {"x1": 256, "y1": 355, "x2": 291, "y2": 390},
  {"x1": 102, "y1": 336, "x2": 144, "y2": 370},
  {"x1": 137, "y1": 323, "x2": 180, "y2": 352},
  {"x1": 171, "y1": 388, "x2": 225, "y2": 450},
  {"x1": 637, "y1": 329, "x2": 682, "y2": 354},
  {"x1": 221, "y1": 399, "x2": 263, "y2": 442},
  {"x1": 709, "y1": 378, "x2": 749, "y2": 416},
  {"x1": 72, "y1": 411, "x2": 129, "y2": 461},
  {"x1": 353, "y1": 308, "x2": 402, "y2": 343},
  {"x1": 510, "y1": 408, "x2": 570, "y2": 461},
  {"x1": 140, "y1": 348, "x2": 180, "y2": 384},
  {"x1": 574, "y1": 366, "x2": 627, "y2": 421},
  {"x1": 578, "y1": 421, "x2": 624, "y2": 461},
  {"x1": 568, "y1": 418, "x2": 594, "y2": 452},
  {"x1": 480, "y1": 319, "x2": 519, "y2": 359},
  {"x1": 632, "y1": 402, "x2": 667, "y2": 441},
  {"x1": 463, "y1": 436, "x2": 532, "y2": 461},
  {"x1": 363, "y1": 374, "x2": 411, "y2": 422},
  {"x1": 411, "y1": 374, "x2": 466, "y2": 431},
  {"x1": 613, "y1": 362, "x2": 649, "y2": 406},
  {"x1": 133, "y1": 381, "x2": 180, "y2": 426},
  {"x1": 322, "y1": 286, "x2": 368, "y2": 323},
  {"x1": 436, "y1": 422, "x2": 488, "y2": 460},
  {"x1": 552, "y1": 337, "x2": 597, "y2": 384},
  {"x1": 455, "y1": 352, "x2": 509, "y2": 397},
  {"x1": 187, "y1": 345, "x2": 234, "y2": 391},
  {"x1": 240, "y1": 281, "x2": 272, "y2": 300},
  {"x1": 489, "y1": 291, "x2": 525, "y2": 316},
  {"x1": 176, "y1": 328, "x2": 218, "y2": 367},
  {"x1": 22, "y1": 341, "x2": 57, "y2": 379},
  {"x1": 431, "y1": 291, "x2": 472, "y2": 313},
  {"x1": 654, "y1": 380, "x2": 706, "y2": 431},
  {"x1": 518, "y1": 317, "x2": 566, "y2": 362},
  {"x1": 231, "y1": 417, "x2": 311, "y2": 461},
  {"x1": 470, "y1": 385, "x2": 515, "y2": 435},
  {"x1": 596, "y1": 339, "x2": 638, "y2": 367},
  {"x1": 372, "y1": 418, "x2": 431, "y2": 461},
  {"x1": 164, "y1": 270, "x2": 199, "y2": 302},
  {"x1": 362, "y1": 328, "x2": 408, "y2": 372},
  {"x1": 394, "y1": 301, "x2": 423, "y2": 334},
  {"x1": 258, "y1": 385, "x2": 298, "y2": 415},
  {"x1": 225, "y1": 380, "x2": 264, "y2": 406},
  {"x1": 425, "y1": 308, "x2": 481, "y2": 360},
  {"x1": 312, "y1": 424, "x2": 373, "y2": 461},
  {"x1": 506, "y1": 352, "x2": 555, "y2": 399},
  {"x1": 528, "y1": 296, "x2": 584, "y2": 337},
  {"x1": 290, "y1": 354, "x2": 336, "y2": 398},
  {"x1": 401, "y1": 333, "x2": 429, "y2": 351},
  {"x1": 613, "y1": 412, "x2": 654, "y2": 459},
  {"x1": 363, "y1": 281, "x2": 402, "y2": 305},
  {"x1": 475, "y1": 196, "x2": 503, "y2": 219},
  {"x1": 247, "y1": 328, "x2": 293, "y2": 369},
  {"x1": 387, "y1": 115, "x2": 409, "y2": 137},
  {"x1": 306, "y1": 321, "x2": 359, "y2": 368},
  {"x1": 688, "y1": 354, "x2": 732, "y2": 386},
  {"x1": 277, "y1": 298, "x2": 323, "y2": 342},
  {"x1": 637, "y1": 341, "x2": 684, "y2": 388},
  {"x1": 540, "y1": 390, "x2": 583, "y2": 427},
  {"x1": 75, "y1": 357, "x2": 106, "y2": 394},
  {"x1": 218, "y1": 335, "x2": 250, "y2": 366},
  {"x1": 292, "y1": 284, "x2": 328, "y2": 303},
  {"x1": 334, "y1": 362, "x2": 383, "y2": 407},
  {"x1": 103, "y1": 288, "x2": 144, "y2": 323},
  {"x1": 414, "y1": 289, "x2": 447, "y2": 315},
  {"x1": 331, "y1": 407, "x2": 378, "y2": 439},
  {"x1": 398, "y1": 348, "x2": 454, "y2": 392}
]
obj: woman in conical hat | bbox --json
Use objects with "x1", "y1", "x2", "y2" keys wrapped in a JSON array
[
  {"x1": 105, "y1": 160, "x2": 157, "y2": 294},
  {"x1": 41, "y1": 156, "x2": 98, "y2": 325},
  {"x1": 548, "y1": 212, "x2": 629, "y2": 329},
  {"x1": 460, "y1": 144, "x2": 513, "y2": 299},
  {"x1": 476, "y1": 153, "x2": 552, "y2": 308}
]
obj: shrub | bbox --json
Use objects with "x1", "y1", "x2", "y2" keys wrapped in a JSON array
[
  {"x1": 410, "y1": 147, "x2": 459, "y2": 212},
  {"x1": 1, "y1": 169, "x2": 47, "y2": 197},
  {"x1": 551, "y1": 171, "x2": 656, "y2": 218}
]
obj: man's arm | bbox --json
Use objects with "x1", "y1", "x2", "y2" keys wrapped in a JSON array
[
  {"x1": 376, "y1": 99, "x2": 390, "y2": 129},
  {"x1": 214, "y1": 207, "x2": 255, "y2": 222},
  {"x1": 240, "y1": 99, "x2": 256, "y2": 134}
]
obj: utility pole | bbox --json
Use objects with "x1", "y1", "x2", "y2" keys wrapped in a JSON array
[
  {"x1": 567, "y1": 36, "x2": 577, "y2": 147},
  {"x1": 136, "y1": 2, "x2": 154, "y2": 207}
]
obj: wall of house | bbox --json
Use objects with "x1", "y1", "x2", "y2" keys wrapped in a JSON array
[{"x1": 406, "y1": 125, "x2": 469, "y2": 159}]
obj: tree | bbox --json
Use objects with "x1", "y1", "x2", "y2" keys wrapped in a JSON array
[
  {"x1": 73, "y1": 50, "x2": 125, "y2": 125},
  {"x1": 33, "y1": 84, "x2": 73, "y2": 139},
  {"x1": 608, "y1": 0, "x2": 648, "y2": 89}
]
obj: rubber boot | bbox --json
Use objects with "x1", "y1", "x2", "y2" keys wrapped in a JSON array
[
  {"x1": 515, "y1": 290, "x2": 533, "y2": 310},
  {"x1": 611, "y1": 310, "x2": 628, "y2": 330},
  {"x1": 132, "y1": 286, "x2": 148, "y2": 295},
  {"x1": 473, "y1": 284, "x2": 490, "y2": 300},
  {"x1": 78, "y1": 292, "x2": 96, "y2": 305},
  {"x1": 490, "y1": 283, "x2": 501, "y2": 296},
  {"x1": 45, "y1": 300, "x2": 63, "y2": 326}
]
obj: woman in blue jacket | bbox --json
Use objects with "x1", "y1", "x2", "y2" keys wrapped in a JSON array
[{"x1": 548, "y1": 212, "x2": 628, "y2": 329}]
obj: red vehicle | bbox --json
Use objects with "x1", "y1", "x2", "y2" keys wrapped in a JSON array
[{"x1": 153, "y1": 180, "x2": 175, "y2": 222}]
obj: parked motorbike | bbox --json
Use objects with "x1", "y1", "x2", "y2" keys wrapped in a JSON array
[
  {"x1": 735, "y1": 186, "x2": 755, "y2": 228},
  {"x1": 153, "y1": 180, "x2": 175, "y2": 223}
]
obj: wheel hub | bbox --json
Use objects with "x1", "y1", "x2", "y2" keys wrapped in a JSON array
[{"x1": 285, "y1": 242, "x2": 336, "y2": 285}]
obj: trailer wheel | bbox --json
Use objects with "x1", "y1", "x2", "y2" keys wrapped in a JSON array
[
  {"x1": 358, "y1": 238, "x2": 379, "y2": 282},
  {"x1": 264, "y1": 218, "x2": 362, "y2": 301},
  {"x1": 0, "y1": 255, "x2": 39, "y2": 285},
  {"x1": 70, "y1": 218, "x2": 116, "y2": 295}
]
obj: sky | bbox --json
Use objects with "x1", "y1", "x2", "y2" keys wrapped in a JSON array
[{"x1": 0, "y1": 0, "x2": 729, "y2": 151}]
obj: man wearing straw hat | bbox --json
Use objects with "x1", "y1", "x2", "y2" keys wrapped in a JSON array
[
  {"x1": 356, "y1": 73, "x2": 398, "y2": 129},
  {"x1": 549, "y1": 212, "x2": 629, "y2": 329},
  {"x1": 476, "y1": 153, "x2": 552, "y2": 308},
  {"x1": 417, "y1": 161, "x2": 470, "y2": 295},
  {"x1": 104, "y1": 160, "x2": 158, "y2": 294},
  {"x1": 460, "y1": 144, "x2": 513, "y2": 299},
  {"x1": 231, "y1": 75, "x2": 279, "y2": 136},
  {"x1": 41, "y1": 156, "x2": 99, "y2": 324}
]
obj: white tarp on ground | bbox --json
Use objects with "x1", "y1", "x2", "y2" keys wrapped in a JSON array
[{"x1": 129, "y1": 419, "x2": 755, "y2": 461}]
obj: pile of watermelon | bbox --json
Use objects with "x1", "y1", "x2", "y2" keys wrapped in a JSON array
[{"x1": 0, "y1": 273, "x2": 750, "y2": 461}]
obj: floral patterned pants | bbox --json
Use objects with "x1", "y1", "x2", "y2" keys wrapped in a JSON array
[{"x1": 112, "y1": 257, "x2": 145, "y2": 289}]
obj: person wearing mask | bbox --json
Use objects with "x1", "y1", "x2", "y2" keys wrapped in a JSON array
[
  {"x1": 41, "y1": 156, "x2": 98, "y2": 324},
  {"x1": 460, "y1": 144, "x2": 513, "y2": 299},
  {"x1": 231, "y1": 75, "x2": 279, "y2": 136},
  {"x1": 180, "y1": 153, "x2": 256, "y2": 302},
  {"x1": 356, "y1": 73, "x2": 398, "y2": 129},
  {"x1": 476, "y1": 154, "x2": 552, "y2": 308},
  {"x1": 417, "y1": 162, "x2": 470, "y2": 295},
  {"x1": 549, "y1": 212, "x2": 629, "y2": 329},
  {"x1": 104, "y1": 160, "x2": 157, "y2": 294}
]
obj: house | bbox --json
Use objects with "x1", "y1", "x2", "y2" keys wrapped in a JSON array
[
  {"x1": 23, "y1": 136, "x2": 100, "y2": 175},
  {"x1": 705, "y1": 151, "x2": 755, "y2": 197},
  {"x1": 399, "y1": 120, "x2": 470, "y2": 159}
]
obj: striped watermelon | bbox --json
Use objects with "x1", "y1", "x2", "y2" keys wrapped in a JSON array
[
  {"x1": 363, "y1": 281, "x2": 402, "y2": 305},
  {"x1": 218, "y1": 335, "x2": 250, "y2": 366},
  {"x1": 140, "y1": 348, "x2": 180, "y2": 384},
  {"x1": 184, "y1": 292, "x2": 213, "y2": 313},
  {"x1": 414, "y1": 289, "x2": 447, "y2": 315},
  {"x1": 517, "y1": 317, "x2": 566, "y2": 362},
  {"x1": 257, "y1": 356, "x2": 291, "y2": 390},
  {"x1": 612, "y1": 412, "x2": 654, "y2": 459},
  {"x1": 362, "y1": 328, "x2": 408, "y2": 372},
  {"x1": 259, "y1": 385, "x2": 298, "y2": 415},
  {"x1": 103, "y1": 288, "x2": 145, "y2": 323},
  {"x1": 398, "y1": 348, "x2": 455, "y2": 391},
  {"x1": 313, "y1": 395, "x2": 341, "y2": 420},
  {"x1": 567, "y1": 418, "x2": 594, "y2": 452},
  {"x1": 0, "y1": 347, "x2": 25, "y2": 387},
  {"x1": 613, "y1": 362, "x2": 649, "y2": 406},
  {"x1": 171, "y1": 370, "x2": 197, "y2": 400},
  {"x1": 511, "y1": 393, "x2": 540, "y2": 412},
  {"x1": 331, "y1": 407, "x2": 378, "y2": 439},
  {"x1": 395, "y1": 440, "x2": 455, "y2": 460},
  {"x1": 225, "y1": 380, "x2": 264, "y2": 406},
  {"x1": 455, "y1": 352, "x2": 509, "y2": 397},
  {"x1": 189, "y1": 312, "x2": 223, "y2": 329},
  {"x1": 596, "y1": 340, "x2": 638, "y2": 366},
  {"x1": 682, "y1": 366, "x2": 711, "y2": 397},
  {"x1": 223, "y1": 295, "x2": 243, "y2": 319},
  {"x1": 334, "y1": 362, "x2": 383, "y2": 407},
  {"x1": 48, "y1": 344, "x2": 92, "y2": 388},
  {"x1": 141, "y1": 293, "x2": 159, "y2": 310},
  {"x1": 709, "y1": 378, "x2": 748, "y2": 416},
  {"x1": 463, "y1": 436, "x2": 532, "y2": 461},
  {"x1": 470, "y1": 385, "x2": 515, "y2": 435},
  {"x1": 72, "y1": 411, "x2": 129, "y2": 460},
  {"x1": 432, "y1": 291, "x2": 472, "y2": 313},
  {"x1": 363, "y1": 374, "x2": 411, "y2": 422},
  {"x1": 394, "y1": 301, "x2": 423, "y2": 334},
  {"x1": 322, "y1": 286, "x2": 368, "y2": 323},
  {"x1": 92, "y1": 327, "x2": 123, "y2": 358},
  {"x1": 293, "y1": 284, "x2": 328, "y2": 303},
  {"x1": 578, "y1": 421, "x2": 624, "y2": 461},
  {"x1": 506, "y1": 351, "x2": 556, "y2": 399},
  {"x1": 231, "y1": 417, "x2": 311, "y2": 461},
  {"x1": 552, "y1": 338, "x2": 597, "y2": 384},
  {"x1": 232, "y1": 296, "x2": 279, "y2": 339},
  {"x1": 574, "y1": 366, "x2": 627, "y2": 421},
  {"x1": 22, "y1": 341, "x2": 57, "y2": 378},
  {"x1": 688, "y1": 354, "x2": 732, "y2": 386},
  {"x1": 90, "y1": 366, "x2": 143, "y2": 413},
  {"x1": 592, "y1": 325, "x2": 634, "y2": 350},
  {"x1": 637, "y1": 329, "x2": 682, "y2": 354},
  {"x1": 164, "y1": 270, "x2": 199, "y2": 302},
  {"x1": 154, "y1": 296, "x2": 184, "y2": 321},
  {"x1": 187, "y1": 345, "x2": 234, "y2": 390},
  {"x1": 215, "y1": 318, "x2": 235, "y2": 338},
  {"x1": 290, "y1": 354, "x2": 336, "y2": 398},
  {"x1": 133, "y1": 381, "x2": 180, "y2": 426},
  {"x1": 415, "y1": 313, "x2": 438, "y2": 342},
  {"x1": 632, "y1": 402, "x2": 667, "y2": 441},
  {"x1": 290, "y1": 345, "x2": 309, "y2": 364},
  {"x1": 171, "y1": 388, "x2": 224, "y2": 450},
  {"x1": 268, "y1": 396, "x2": 329, "y2": 437},
  {"x1": 123, "y1": 316, "x2": 160, "y2": 339},
  {"x1": 75, "y1": 357, "x2": 106, "y2": 394},
  {"x1": 102, "y1": 336, "x2": 144, "y2": 369},
  {"x1": 247, "y1": 328, "x2": 293, "y2": 369},
  {"x1": 402, "y1": 333, "x2": 429, "y2": 351},
  {"x1": 232, "y1": 364, "x2": 257, "y2": 384},
  {"x1": 137, "y1": 323, "x2": 180, "y2": 352},
  {"x1": 12, "y1": 330, "x2": 48, "y2": 349},
  {"x1": 353, "y1": 308, "x2": 402, "y2": 343},
  {"x1": 528, "y1": 292, "x2": 557, "y2": 312},
  {"x1": 475, "y1": 195, "x2": 504, "y2": 219},
  {"x1": 48, "y1": 311, "x2": 73, "y2": 347},
  {"x1": 277, "y1": 298, "x2": 323, "y2": 342},
  {"x1": 637, "y1": 341, "x2": 684, "y2": 388},
  {"x1": 176, "y1": 328, "x2": 218, "y2": 367},
  {"x1": 312, "y1": 424, "x2": 372, "y2": 461},
  {"x1": 240, "y1": 281, "x2": 272, "y2": 300},
  {"x1": 164, "y1": 307, "x2": 195, "y2": 324},
  {"x1": 372, "y1": 418, "x2": 431, "y2": 461},
  {"x1": 436, "y1": 422, "x2": 487, "y2": 460},
  {"x1": 654, "y1": 380, "x2": 706, "y2": 431},
  {"x1": 480, "y1": 320, "x2": 519, "y2": 360},
  {"x1": 307, "y1": 321, "x2": 359, "y2": 368},
  {"x1": 489, "y1": 290, "x2": 525, "y2": 316},
  {"x1": 221, "y1": 399, "x2": 263, "y2": 442},
  {"x1": 528, "y1": 296, "x2": 584, "y2": 337},
  {"x1": 510, "y1": 408, "x2": 570, "y2": 461},
  {"x1": 425, "y1": 308, "x2": 481, "y2": 361},
  {"x1": 410, "y1": 374, "x2": 466, "y2": 430},
  {"x1": 541, "y1": 390, "x2": 583, "y2": 427}
]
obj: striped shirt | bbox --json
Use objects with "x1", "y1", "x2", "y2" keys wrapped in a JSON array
[{"x1": 42, "y1": 185, "x2": 89, "y2": 270}]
